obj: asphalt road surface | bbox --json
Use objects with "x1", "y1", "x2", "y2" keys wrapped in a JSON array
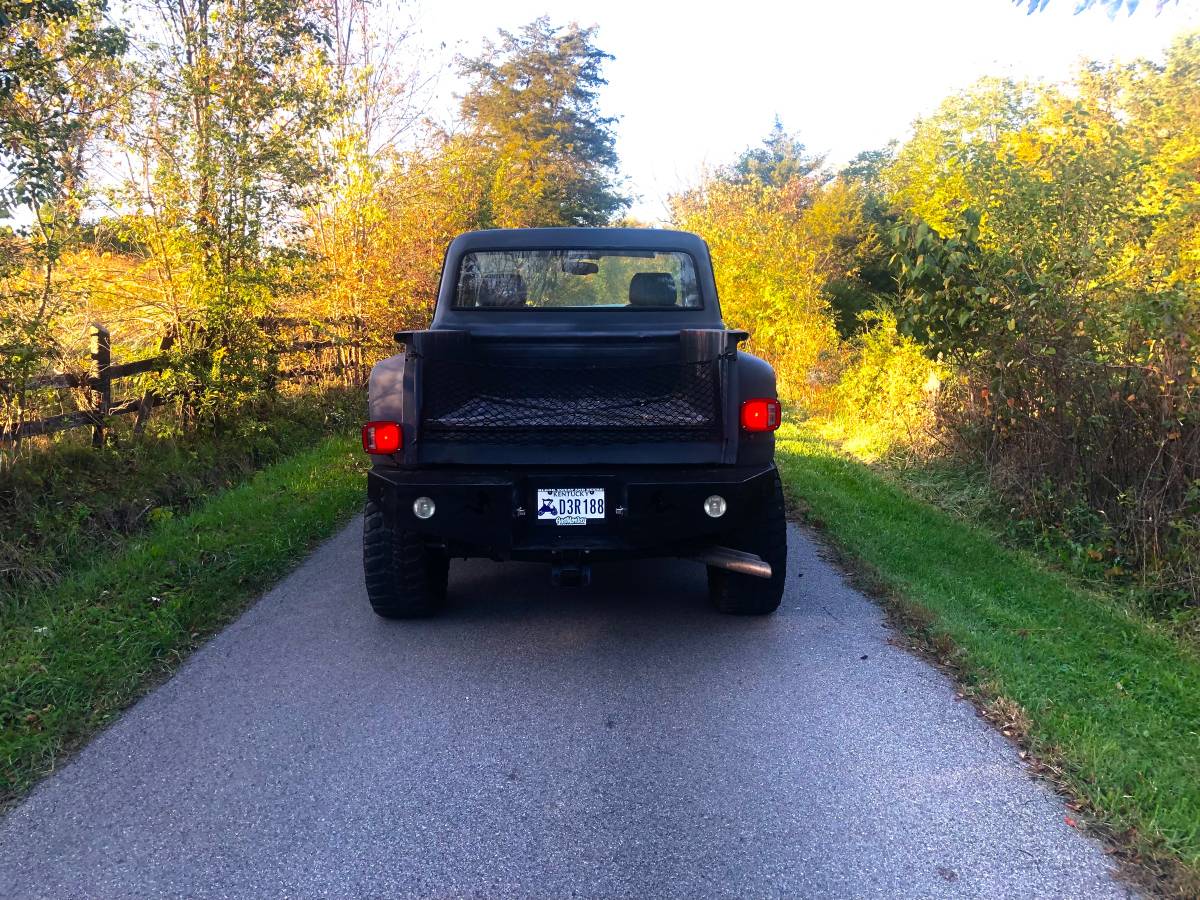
[{"x1": 0, "y1": 521, "x2": 1131, "y2": 898}]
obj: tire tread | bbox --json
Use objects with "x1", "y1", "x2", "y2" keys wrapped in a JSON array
[{"x1": 363, "y1": 500, "x2": 448, "y2": 618}]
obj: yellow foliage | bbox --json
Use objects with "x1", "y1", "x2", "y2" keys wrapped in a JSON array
[
  {"x1": 670, "y1": 173, "x2": 861, "y2": 403},
  {"x1": 1, "y1": 244, "x2": 168, "y2": 372},
  {"x1": 305, "y1": 137, "x2": 492, "y2": 338},
  {"x1": 829, "y1": 311, "x2": 947, "y2": 461}
]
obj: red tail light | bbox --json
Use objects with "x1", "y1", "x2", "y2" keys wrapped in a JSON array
[
  {"x1": 362, "y1": 421, "x2": 402, "y2": 454},
  {"x1": 740, "y1": 398, "x2": 781, "y2": 432}
]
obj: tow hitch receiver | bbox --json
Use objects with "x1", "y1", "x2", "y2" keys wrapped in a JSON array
[
  {"x1": 551, "y1": 563, "x2": 592, "y2": 587},
  {"x1": 691, "y1": 546, "x2": 773, "y2": 579}
]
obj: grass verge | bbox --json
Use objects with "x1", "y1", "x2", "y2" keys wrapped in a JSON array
[
  {"x1": 1, "y1": 387, "x2": 363, "y2": 595},
  {"x1": 776, "y1": 421, "x2": 1200, "y2": 896},
  {"x1": 0, "y1": 433, "x2": 366, "y2": 804}
]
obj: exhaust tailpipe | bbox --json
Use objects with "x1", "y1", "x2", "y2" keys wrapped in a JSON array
[{"x1": 691, "y1": 546, "x2": 773, "y2": 579}]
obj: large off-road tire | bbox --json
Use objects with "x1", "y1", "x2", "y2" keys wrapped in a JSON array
[
  {"x1": 708, "y1": 469, "x2": 787, "y2": 615},
  {"x1": 363, "y1": 500, "x2": 449, "y2": 619}
]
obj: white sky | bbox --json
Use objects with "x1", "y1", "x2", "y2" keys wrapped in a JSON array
[{"x1": 414, "y1": 0, "x2": 1199, "y2": 222}]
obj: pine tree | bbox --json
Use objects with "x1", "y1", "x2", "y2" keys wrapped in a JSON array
[{"x1": 457, "y1": 17, "x2": 628, "y2": 227}]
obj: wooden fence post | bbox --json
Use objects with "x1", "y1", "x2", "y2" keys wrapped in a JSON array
[{"x1": 89, "y1": 324, "x2": 111, "y2": 448}]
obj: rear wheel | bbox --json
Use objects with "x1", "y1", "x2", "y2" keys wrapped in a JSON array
[
  {"x1": 363, "y1": 500, "x2": 449, "y2": 618},
  {"x1": 708, "y1": 469, "x2": 787, "y2": 615}
]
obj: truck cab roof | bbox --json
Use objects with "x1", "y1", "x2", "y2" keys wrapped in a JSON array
[
  {"x1": 431, "y1": 227, "x2": 724, "y2": 334},
  {"x1": 446, "y1": 227, "x2": 709, "y2": 253}
]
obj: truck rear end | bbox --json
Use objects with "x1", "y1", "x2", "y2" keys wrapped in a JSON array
[{"x1": 363, "y1": 228, "x2": 786, "y2": 617}]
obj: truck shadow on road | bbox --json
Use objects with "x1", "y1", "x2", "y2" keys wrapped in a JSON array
[
  {"x1": 431, "y1": 557, "x2": 738, "y2": 623},
  {"x1": 352, "y1": 554, "x2": 791, "y2": 670}
]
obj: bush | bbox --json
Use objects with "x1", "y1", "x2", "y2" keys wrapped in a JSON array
[{"x1": 830, "y1": 310, "x2": 946, "y2": 459}]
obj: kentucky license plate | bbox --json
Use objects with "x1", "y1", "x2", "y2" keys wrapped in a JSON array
[{"x1": 536, "y1": 488, "x2": 605, "y2": 526}]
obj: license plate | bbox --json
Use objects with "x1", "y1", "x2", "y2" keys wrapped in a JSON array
[{"x1": 536, "y1": 488, "x2": 605, "y2": 526}]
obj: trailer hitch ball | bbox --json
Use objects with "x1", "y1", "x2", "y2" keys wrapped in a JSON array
[
  {"x1": 704, "y1": 495, "x2": 727, "y2": 518},
  {"x1": 413, "y1": 496, "x2": 436, "y2": 520}
]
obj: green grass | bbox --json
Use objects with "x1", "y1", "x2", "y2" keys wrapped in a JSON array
[
  {"x1": 1, "y1": 387, "x2": 364, "y2": 595},
  {"x1": 0, "y1": 433, "x2": 366, "y2": 803},
  {"x1": 776, "y1": 421, "x2": 1200, "y2": 893}
]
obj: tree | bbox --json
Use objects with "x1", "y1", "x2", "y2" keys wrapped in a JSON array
[
  {"x1": 733, "y1": 117, "x2": 824, "y2": 188},
  {"x1": 0, "y1": 0, "x2": 126, "y2": 216},
  {"x1": 829, "y1": 143, "x2": 898, "y2": 337},
  {"x1": 883, "y1": 41, "x2": 1199, "y2": 594},
  {"x1": 671, "y1": 124, "x2": 863, "y2": 400},
  {"x1": 0, "y1": 0, "x2": 126, "y2": 439},
  {"x1": 112, "y1": 0, "x2": 337, "y2": 422},
  {"x1": 456, "y1": 17, "x2": 628, "y2": 227},
  {"x1": 886, "y1": 77, "x2": 1038, "y2": 237},
  {"x1": 306, "y1": 0, "x2": 442, "y2": 336}
]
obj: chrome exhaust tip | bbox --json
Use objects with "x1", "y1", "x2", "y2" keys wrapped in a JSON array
[{"x1": 691, "y1": 546, "x2": 773, "y2": 579}]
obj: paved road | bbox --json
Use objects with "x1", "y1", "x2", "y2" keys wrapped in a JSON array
[{"x1": 0, "y1": 521, "x2": 1129, "y2": 898}]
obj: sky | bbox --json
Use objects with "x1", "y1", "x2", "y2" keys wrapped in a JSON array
[{"x1": 414, "y1": 0, "x2": 1199, "y2": 222}]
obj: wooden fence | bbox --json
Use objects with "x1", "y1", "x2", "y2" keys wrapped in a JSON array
[{"x1": 1, "y1": 318, "x2": 375, "y2": 446}]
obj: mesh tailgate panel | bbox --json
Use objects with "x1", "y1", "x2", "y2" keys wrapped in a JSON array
[{"x1": 420, "y1": 357, "x2": 722, "y2": 444}]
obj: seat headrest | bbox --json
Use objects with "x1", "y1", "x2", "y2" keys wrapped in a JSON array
[
  {"x1": 629, "y1": 272, "x2": 677, "y2": 307},
  {"x1": 477, "y1": 273, "x2": 528, "y2": 308}
]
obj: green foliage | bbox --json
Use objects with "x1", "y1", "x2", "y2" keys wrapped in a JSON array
[
  {"x1": 0, "y1": 0, "x2": 126, "y2": 213},
  {"x1": 456, "y1": 17, "x2": 628, "y2": 226},
  {"x1": 733, "y1": 117, "x2": 825, "y2": 187},
  {"x1": 829, "y1": 143, "x2": 899, "y2": 337},
  {"x1": 877, "y1": 34, "x2": 1200, "y2": 608},
  {"x1": 888, "y1": 210, "x2": 999, "y2": 357}
]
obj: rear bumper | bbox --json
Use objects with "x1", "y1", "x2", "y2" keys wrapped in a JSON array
[{"x1": 367, "y1": 463, "x2": 777, "y2": 560}]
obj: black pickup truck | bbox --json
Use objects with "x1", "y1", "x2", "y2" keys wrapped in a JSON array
[{"x1": 362, "y1": 228, "x2": 786, "y2": 618}]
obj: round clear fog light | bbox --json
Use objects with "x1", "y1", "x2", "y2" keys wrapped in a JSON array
[
  {"x1": 413, "y1": 496, "x2": 436, "y2": 520},
  {"x1": 704, "y1": 495, "x2": 727, "y2": 518}
]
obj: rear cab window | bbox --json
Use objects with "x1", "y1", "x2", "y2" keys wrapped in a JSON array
[{"x1": 453, "y1": 249, "x2": 703, "y2": 310}]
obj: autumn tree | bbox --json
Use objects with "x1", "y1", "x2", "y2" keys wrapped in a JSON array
[
  {"x1": 671, "y1": 124, "x2": 862, "y2": 401},
  {"x1": 0, "y1": 0, "x2": 126, "y2": 435},
  {"x1": 306, "y1": 0, "x2": 440, "y2": 338},
  {"x1": 115, "y1": 0, "x2": 335, "y2": 421},
  {"x1": 304, "y1": 15, "x2": 629, "y2": 341}
]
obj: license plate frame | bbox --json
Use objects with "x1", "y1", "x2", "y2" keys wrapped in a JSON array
[{"x1": 536, "y1": 487, "x2": 606, "y2": 526}]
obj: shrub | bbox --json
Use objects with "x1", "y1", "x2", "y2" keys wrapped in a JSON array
[{"x1": 831, "y1": 310, "x2": 946, "y2": 459}]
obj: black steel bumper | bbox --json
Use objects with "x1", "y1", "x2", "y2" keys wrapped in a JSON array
[{"x1": 367, "y1": 463, "x2": 777, "y2": 560}]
